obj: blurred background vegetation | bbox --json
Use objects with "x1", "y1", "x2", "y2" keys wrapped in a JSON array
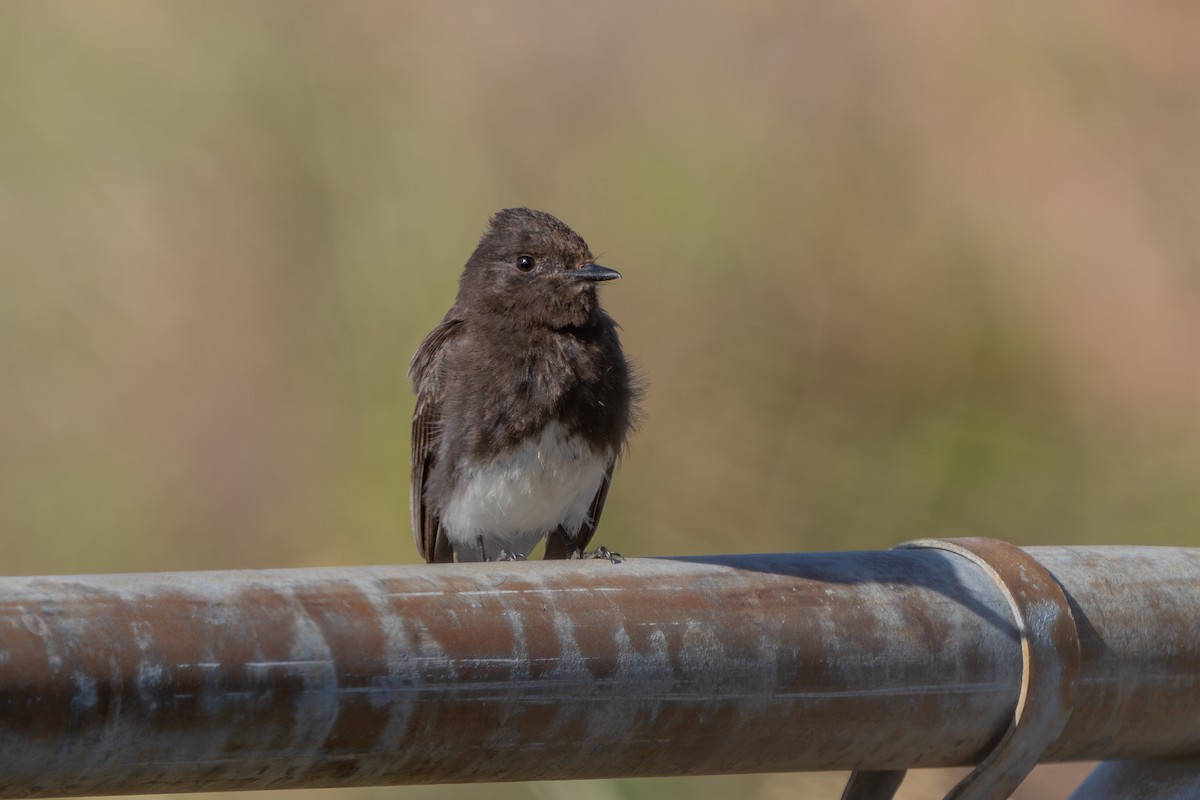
[{"x1": 2, "y1": 2, "x2": 1198, "y2": 798}]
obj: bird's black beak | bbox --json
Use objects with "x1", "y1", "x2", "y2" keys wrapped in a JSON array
[{"x1": 570, "y1": 263, "x2": 621, "y2": 282}]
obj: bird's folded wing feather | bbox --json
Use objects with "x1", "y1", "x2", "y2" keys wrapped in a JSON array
[{"x1": 408, "y1": 317, "x2": 463, "y2": 563}]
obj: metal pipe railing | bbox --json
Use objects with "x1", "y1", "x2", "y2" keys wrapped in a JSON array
[{"x1": 0, "y1": 542, "x2": 1198, "y2": 798}]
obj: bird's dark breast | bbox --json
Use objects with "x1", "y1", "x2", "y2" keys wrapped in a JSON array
[{"x1": 449, "y1": 321, "x2": 631, "y2": 460}]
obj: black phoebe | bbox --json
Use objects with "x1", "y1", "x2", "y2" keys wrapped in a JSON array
[{"x1": 409, "y1": 208, "x2": 637, "y2": 563}]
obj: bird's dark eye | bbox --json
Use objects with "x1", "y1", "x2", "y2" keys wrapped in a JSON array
[{"x1": 516, "y1": 255, "x2": 535, "y2": 271}]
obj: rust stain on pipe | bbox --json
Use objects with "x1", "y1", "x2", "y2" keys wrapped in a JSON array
[{"x1": 0, "y1": 547, "x2": 1197, "y2": 797}]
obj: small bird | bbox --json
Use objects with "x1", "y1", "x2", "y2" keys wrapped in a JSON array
[{"x1": 409, "y1": 208, "x2": 638, "y2": 562}]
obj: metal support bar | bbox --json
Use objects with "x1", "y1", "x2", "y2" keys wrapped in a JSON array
[
  {"x1": 0, "y1": 544, "x2": 1198, "y2": 798},
  {"x1": 1071, "y1": 758, "x2": 1200, "y2": 799}
]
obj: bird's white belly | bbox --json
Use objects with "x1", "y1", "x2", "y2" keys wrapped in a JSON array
[{"x1": 443, "y1": 422, "x2": 609, "y2": 560}]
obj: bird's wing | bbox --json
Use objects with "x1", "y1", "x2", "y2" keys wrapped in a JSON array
[
  {"x1": 409, "y1": 317, "x2": 463, "y2": 563},
  {"x1": 544, "y1": 460, "x2": 615, "y2": 559}
]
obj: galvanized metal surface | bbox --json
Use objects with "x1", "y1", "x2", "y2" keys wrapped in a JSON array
[
  {"x1": 0, "y1": 546, "x2": 1198, "y2": 797},
  {"x1": 1070, "y1": 758, "x2": 1200, "y2": 800}
]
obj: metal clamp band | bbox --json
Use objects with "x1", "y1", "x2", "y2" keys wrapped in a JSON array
[{"x1": 843, "y1": 537, "x2": 1082, "y2": 800}]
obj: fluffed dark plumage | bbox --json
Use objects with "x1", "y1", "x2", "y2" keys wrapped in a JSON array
[{"x1": 409, "y1": 208, "x2": 638, "y2": 563}]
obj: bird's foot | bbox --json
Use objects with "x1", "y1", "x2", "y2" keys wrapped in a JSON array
[
  {"x1": 571, "y1": 545, "x2": 623, "y2": 564},
  {"x1": 493, "y1": 549, "x2": 528, "y2": 562}
]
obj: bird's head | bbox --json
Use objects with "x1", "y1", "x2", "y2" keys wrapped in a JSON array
[{"x1": 456, "y1": 208, "x2": 620, "y2": 329}]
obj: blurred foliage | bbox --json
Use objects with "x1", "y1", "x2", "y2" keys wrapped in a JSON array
[{"x1": 2, "y1": 1, "x2": 1199, "y2": 798}]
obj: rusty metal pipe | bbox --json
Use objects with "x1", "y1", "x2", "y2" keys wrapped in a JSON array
[{"x1": 0, "y1": 546, "x2": 1198, "y2": 797}]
